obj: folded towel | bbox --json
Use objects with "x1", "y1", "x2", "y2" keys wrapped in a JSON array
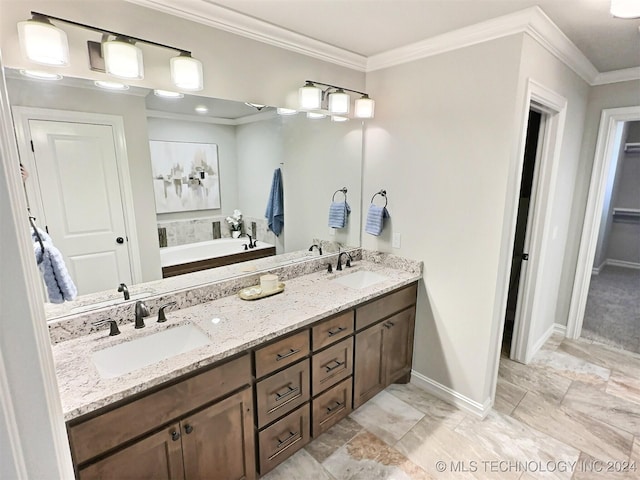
[
  {"x1": 265, "y1": 168, "x2": 284, "y2": 236},
  {"x1": 328, "y1": 201, "x2": 351, "y2": 229},
  {"x1": 32, "y1": 228, "x2": 77, "y2": 303},
  {"x1": 365, "y1": 204, "x2": 390, "y2": 236}
]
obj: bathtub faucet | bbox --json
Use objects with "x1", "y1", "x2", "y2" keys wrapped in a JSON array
[{"x1": 242, "y1": 233, "x2": 257, "y2": 249}]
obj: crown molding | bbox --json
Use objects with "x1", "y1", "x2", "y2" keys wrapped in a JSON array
[
  {"x1": 125, "y1": 1, "x2": 636, "y2": 87},
  {"x1": 124, "y1": 0, "x2": 367, "y2": 71},
  {"x1": 592, "y1": 67, "x2": 640, "y2": 86}
]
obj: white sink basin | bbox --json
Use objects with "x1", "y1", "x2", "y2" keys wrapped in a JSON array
[
  {"x1": 92, "y1": 324, "x2": 210, "y2": 379},
  {"x1": 332, "y1": 270, "x2": 389, "y2": 289}
]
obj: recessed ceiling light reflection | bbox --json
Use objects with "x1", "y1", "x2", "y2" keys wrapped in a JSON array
[
  {"x1": 195, "y1": 105, "x2": 209, "y2": 114},
  {"x1": 154, "y1": 89, "x2": 184, "y2": 98},
  {"x1": 94, "y1": 80, "x2": 129, "y2": 91},
  {"x1": 19, "y1": 69, "x2": 63, "y2": 81}
]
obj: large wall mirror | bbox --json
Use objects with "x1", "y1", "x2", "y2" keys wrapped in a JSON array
[{"x1": 5, "y1": 69, "x2": 363, "y2": 321}]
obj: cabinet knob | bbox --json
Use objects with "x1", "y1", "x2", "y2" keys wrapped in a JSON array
[
  {"x1": 184, "y1": 424, "x2": 194, "y2": 434},
  {"x1": 171, "y1": 430, "x2": 180, "y2": 441}
]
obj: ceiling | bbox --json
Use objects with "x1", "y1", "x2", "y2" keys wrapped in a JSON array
[{"x1": 206, "y1": 0, "x2": 640, "y2": 73}]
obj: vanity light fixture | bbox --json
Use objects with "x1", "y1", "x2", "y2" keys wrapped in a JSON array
[
  {"x1": 17, "y1": 13, "x2": 69, "y2": 66},
  {"x1": 153, "y1": 89, "x2": 184, "y2": 98},
  {"x1": 299, "y1": 80, "x2": 375, "y2": 119},
  {"x1": 19, "y1": 69, "x2": 63, "y2": 81},
  {"x1": 18, "y1": 12, "x2": 204, "y2": 91},
  {"x1": 195, "y1": 105, "x2": 209, "y2": 114},
  {"x1": 276, "y1": 107, "x2": 297, "y2": 115},
  {"x1": 307, "y1": 112, "x2": 326, "y2": 119},
  {"x1": 94, "y1": 80, "x2": 129, "y2": 91},
  {"x1": 331, "y1": 116, "x2": 349, "y2": 122},
  {"x1": 610, "y1": 0, "x2": 640, "y2": 17}
]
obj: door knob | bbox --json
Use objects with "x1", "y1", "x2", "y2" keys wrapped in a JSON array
[{"x1": 116, "y1": 237, "x2": 124, "y2": 244}]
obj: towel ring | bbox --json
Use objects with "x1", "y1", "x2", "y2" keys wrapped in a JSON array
[
  {"x1": 370, "y1": 189, "x2": 387, "y2": 207},
  {"x1": 332, "y1": 187, "x2": 348, "y2": 202}
]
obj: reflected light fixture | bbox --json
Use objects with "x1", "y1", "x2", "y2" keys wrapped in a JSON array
[
  {"x1": 17, "y1": 11, "x2": 204, "y2": 91},
  {"x1": 17, "y1": 13, "x2": 69, "y2": 66},
  {"x1": 276, "y1": 107, "x2": 297, "y2": 115},
  {"x1": 245, "y1": 102, "x2": 267, "y2": 111},
  {"x1": 610, "y1": 0, "x2": 640, "y2": 17},
  {"x1": 299, "y1": 80, "x2": 375, "y2": 119},
  {"x1": 307, "y1": 112, "x2": 326, "y2": 119},
  {"x1": 331, "y1": 116, "x2": 349, "y2": 123},
  {"x1": 154, "y1": 89, "x2": 184, "y2": 98},
  {"x1": 103, "y1": 37, "x2": 143, "y2": 79},
  {"x1": 94, "y1": 80, "x2": 129, "y2": 91},
  {"x1": 195, "y1": 105, "x2": 209, "y2": 114},
  {"x1": 19, "y1": 69, "x2": 63, "y2": 81}
]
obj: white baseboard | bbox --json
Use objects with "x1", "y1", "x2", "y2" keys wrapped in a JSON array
[
  {"x1": 410, "y1": 370, "x2": 492, "y2": 419},
  {"x1": 606, "y1": 259, "x2": 640, "y2": 270},
  {"x1": 553, "y1": 323, "x2": 567, "y2": 336},
  {"x1": 524, "y1": 322, "x2": 556, "y2": 363}
]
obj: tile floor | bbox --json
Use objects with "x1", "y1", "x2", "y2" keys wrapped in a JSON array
[{"x1": 262, "y1": 334, "x2": 640, "y2": 479}]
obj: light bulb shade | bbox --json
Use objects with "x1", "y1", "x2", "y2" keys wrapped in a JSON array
[
  {"x1": 103, "y1": 39, "x2": 143, "y2": 79},
  {"x1": 331, "y1": 116, "x2": 349, "y2": 123},
  {"x1": 354, "y1": 96, "x2": 375, "y2": 118},
  {"x1": 171, "y1": 55, "x2": 204, "y2": 91},
  {"x1": 17, "y1": 18, "x2": 69, "y2": 66},
  {"x1": 299, "y1": 83, "x2": 322, "y2": 110},
  {"x1": 328, "y1": 90, "x2": 350, "y2": 114},
  {"x1": 610, "y1": 0, "x2": 640, "y2": 17},
  {"x1": 277, "y1": 107, "x2": 297, "y2": 115}
]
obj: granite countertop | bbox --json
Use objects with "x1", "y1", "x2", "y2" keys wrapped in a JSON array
[{"x1": 52, "y1": 258, "x2": 421, "y2": 421}]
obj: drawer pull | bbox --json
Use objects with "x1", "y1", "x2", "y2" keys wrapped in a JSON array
[
  {"x1": 276, "y1": 348, "x2": 300, "y2": 361},
  {"x1": 326, "y1": 401, "x2": 344, "y2": 414},
  {"x1": 276, "y1": 430, "x2": 299, "y2": 449},
  {"x1": 383, "y1": 321, "x2": 395, "y2": 329},
  {"x1": 274, "y1": 384, "x2": 299, "y2": 401},
  {"x1": 324, "y1": 360, "x2": 345, "y2": 373},
  {"x1": 171, "y1": 430, "x2": 180, "y2": 441},
  {"x1": 327, "y1": 326, "x2": 347, "y2": 337}
]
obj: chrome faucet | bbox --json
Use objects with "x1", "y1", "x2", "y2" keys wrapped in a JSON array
[
  {"x1": 118, "y1": 282, "x2": 130, "y2": 300},
  {"x1": 336, "y1": 252, "x2": 352, "y2": 271},
  {"x1": 134, "y1": 301, "x2": 150, "y2": 329},
  {"x1": 308, "y1": 243, "x2": 323, "y2": 255}
]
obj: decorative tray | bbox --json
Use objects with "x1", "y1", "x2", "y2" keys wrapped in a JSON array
[{"x1": 238, "y1": 283, "x2": 285, "y2": 301}]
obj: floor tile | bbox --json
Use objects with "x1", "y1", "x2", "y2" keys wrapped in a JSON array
[
  {"x1": 386, "y1": 382, "x2": 467, "y2": 430},
  {"x1": 498, "y1": 357, "x2": 572, "y2": 404},
  {"x1": 261, "y1": 449, "x2": 335, "y2": 480},
  {"x1": 493, "y1": 378, "x2": 526, "y2": 415},
  {"x1": 570, "y1": 452, "x2": 637, "y2": 479},
  {"x1": 562, "y1": 381, "x2": 640, "y2": 436},
  {"x1": 306, "y1": 416, "x2": 364, "y2": 464},
  {"x1": 453, "y1": 410, "x2": 579, "y2": 479},
  {"x1": 349, "y1": 390, "x2": 424, "y2": 445},
  {"x1": 559, "y1": 340, "x2": 640, "y2": 380},
  {"x1": 512, "y1": 391, "x2": 633, "y2": 463},
  {"x1": 529, "y1": 348, "x2": 610, "y2": 385},
  {"x1": 540, "y1": 331, "x2": 565, "y2": 351},
  {"x1": 606, "y1": 371, "x2": 640, "y2": 406}
]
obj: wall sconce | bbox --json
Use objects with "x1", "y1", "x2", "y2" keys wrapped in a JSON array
[
  {"x1": 17, "y1": 11, "x2": 204, "y2": 90},
  {"x1": 298, "y1": 80, "x2": 375, "y2": 119}
]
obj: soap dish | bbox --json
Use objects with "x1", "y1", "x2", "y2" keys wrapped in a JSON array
[{"x1": 238, "y1": 283, "x2": 285, "y2": 301}]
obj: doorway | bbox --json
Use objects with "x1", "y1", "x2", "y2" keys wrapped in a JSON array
[
  {"x1": 503, "y1": 109, "x2": 542, "y2": 357},
  {"x1": 13, "y1": 107, "x2": 142, "y2": 297}
]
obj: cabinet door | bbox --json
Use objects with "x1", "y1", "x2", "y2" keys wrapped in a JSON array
[
  {"x1": 353, "y1": 322, "x2": 385, "y2": 409},
  {"x1": 383, "y1": 307, "x2": 416, "y2": 384},
  {"x1": 181, "y1": 388, "x2": 256, "y2": 480},
  {"x1": 78, "y1": 423, "x2": 185, "y2": 480}
]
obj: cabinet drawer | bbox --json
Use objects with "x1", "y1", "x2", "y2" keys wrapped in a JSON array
[
  {"x1": 68, "y1": 354, "x2": 251, "y2": 466},
  {"x1": 254, "y1": 330, "x2": 310, "y2": 378},
  {"x1": 355, "y1": 283, "x2": 417, "y2": 330},
  {"x1": 312, "y1": 377, "x2": 353, "y2": 437},
  {"x1": 259, "y1": 403, "x2": 310, "y2": 475},
  {"x1": 311, "y1": 337, "x2": 353, "y2": 396},
  {"x1": 256, "y1": 359, "x2": 310, "y2": 428},
  {"x1": 312, "y1": 311, "x2": 354, "y2": 351}
]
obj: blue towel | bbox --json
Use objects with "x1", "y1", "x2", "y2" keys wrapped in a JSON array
[
  {"x1": 32, "y1": 228, "x2": 77, "y2": 303},
  {"x1": 328, "y1": 201, "x2": 351, "y2": 229},
  {"x1": 265, "y1": 168, "x2": 284, "y2": 236},
  {"x1": 365, "y1": 204, "x2": 390, "y2": 236}
]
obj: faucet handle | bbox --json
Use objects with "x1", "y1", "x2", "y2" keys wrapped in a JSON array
[
  {"x1": 93, "y1": 319, "x2": 121, "y2": 336},
  {"x1": 157, "y1": 302, "x2": 177, "y2": 323}
]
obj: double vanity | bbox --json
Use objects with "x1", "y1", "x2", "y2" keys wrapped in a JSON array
[{"x1": 50, "y1": 250, "x2": 422, "y2": 479}]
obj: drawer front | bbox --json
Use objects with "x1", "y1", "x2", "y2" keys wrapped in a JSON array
[
  {"x1": 312, "y1": 377, "x2": 353, "y2": 437},
  {"x1": 255, "y1": 330, "x2": 310, "y2": 379},
  {"x1": 259, "y1": 403, "x2": 310, "y2": 475},
  {"x1": 311, "y1": 311, "x2": 354, "y2": 351},
  {"x1": 68, "y1": 354, "x2": 251, "y2": 466},
  {"x1": 256, "y1": 359, "x2": 310, "y2": 428},
  {"x1": 355, "y1": 283, "x2": 417, "y2": 331},
  {"x1": 311, "y1": 337, "x2": 353, "y2": 396}
]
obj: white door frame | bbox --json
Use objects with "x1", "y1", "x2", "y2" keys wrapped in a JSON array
[
  {"x1": 566, "y1": 106, "x2": 640, "y2": 339},
  {"x1": 12, "y1": 106, "x2": 143, "y2": 285}
]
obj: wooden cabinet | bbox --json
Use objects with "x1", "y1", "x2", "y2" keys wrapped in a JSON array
[
  {"x1": 71, "y1": 355, "x2": 255, "y2": 480},
  {"x1": 258, "y1": 404, "x2": 310, "y2": 474}
]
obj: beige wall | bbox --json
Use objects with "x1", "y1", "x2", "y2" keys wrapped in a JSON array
[{"x1": 363, "y1": 35, "x2": 523, "y2": 405}]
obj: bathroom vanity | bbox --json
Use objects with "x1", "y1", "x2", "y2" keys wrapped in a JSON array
[{"x1": 51, "y1": 252, "x2": 421, "y2": 479}]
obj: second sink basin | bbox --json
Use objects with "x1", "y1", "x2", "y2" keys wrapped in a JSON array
[
  {"x1": 332, "y1": 270, "x2": 389, "y2": 289},
  {"x1": 92, "y1": 324, "x2": 210, "y2": 379}
]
